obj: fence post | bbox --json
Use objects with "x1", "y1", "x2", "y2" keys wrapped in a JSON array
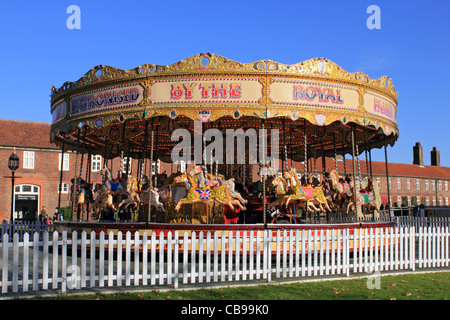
[
  {"x1": 2, "y1": 233, "x2": 9, "y2": 293},
  {"x1": 410, "y1": 226, "x2": 415, "y2": 271},
  {"x1": 174, "y1": 231, "x2": 179, "y2": 289},
  {"x1": 265, "y1": 229, "x2": 272, "y2": 283},
  {"x1": 344, "y1": 229, "x2": 350, "y2": 277}
]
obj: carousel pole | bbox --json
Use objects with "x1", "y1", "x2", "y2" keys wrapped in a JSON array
[
  {"x1": 314, "y1": 147, "x2": 317, "y2": 176},
  {"x1": 140, "y1": 120, "x2": 149, "y2": 222},
  {"x1": 368, "y1": 143, "x2": 373, "y2": 179},
  {"x1": 343, "y1": 152, "x2": 347, "y2": 176},
  {"x1": 384, "y1": 136, "x2": 391, "y2": 210},
  {"x1": 355, "y1": 137, "x2": 362, "y2": 183},
  {"x1": 321, "y1": 142, "x2": 326, "y2": 178},
  {"x1": 86, "y1": 150, "x2": 91, "y2": 221},
  {"x1": 154, "y1": 123, "x2": 159, "y2": 186},
  {"x1": 103, "y1": 137, "x2": 108, "y2": 169},
  {"x1": 304, "y1": 121, "x2": 308, "y2": 179},
  {"x1": 71, "y1": 127, "x2": 81, "y2": 222},
  {"x1": 364, "y1": 141, "x2": 370, "y2": 179},
  {"x1": 282, "y1": 120, "x2": 286, "y2": 174},
  {"x1": 333, "y1": 132, "x2": 338, "y2": 172},
  {"x1": 289, "y1": 123, "x2": 293, "y2": 169},
  {"x1": 351, "y1": 124, "x2": 361, "y2": 219},
  {"x1": 262, "y1": 120, "x2": 267, "y2": 228},
  {"x1": 148, "y1": 117, "x2": 155, "y2": 223},
  {"x1": 140, "y1": 120, "x2": 149, "y2": 186},
  {"x1": 57, "y1": 140, "x2": 65, "y2": 220}
]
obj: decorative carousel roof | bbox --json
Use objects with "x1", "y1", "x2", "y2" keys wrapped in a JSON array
[{"x1": 49, "y1": 53, "x2": 399, "y2": 161}]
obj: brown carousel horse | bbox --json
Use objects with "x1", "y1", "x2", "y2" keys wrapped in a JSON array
[
  {"x1": 268, "y1": 176, "x2": 288, "y2": 210},
  {"x1": 329, "y1": 169, "x2": 353, "y2": 215},
  {"x1": 329, "y1": 169, "x2": 377, "y2": 215}
]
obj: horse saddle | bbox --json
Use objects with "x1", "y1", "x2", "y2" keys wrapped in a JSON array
[{"x1": 110, "y1": 181, "x2": 121, "y2": 192}]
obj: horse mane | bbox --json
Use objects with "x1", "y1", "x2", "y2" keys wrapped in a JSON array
[
  {"x1": 277, "y1": 176, "x2": 287, "y2": 190},
  {"x1": 329, "y1": 169, "x2": 340, "y2": 187},
  {"x1": 183, "y1": 173, "x2": 196, "y2": 188}
]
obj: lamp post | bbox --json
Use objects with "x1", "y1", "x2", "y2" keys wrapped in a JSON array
[{"x1": 8, "y1": 148, "x2": 19, "y2": 222}]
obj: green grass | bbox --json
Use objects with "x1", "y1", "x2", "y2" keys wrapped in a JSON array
[{"x1": 36, "y1": 271, "x2": 450, "y2": 301}]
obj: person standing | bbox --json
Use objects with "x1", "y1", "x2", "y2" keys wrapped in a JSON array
[{"x1": 40, "y1": 206, "x2": 47, "y2": 222}]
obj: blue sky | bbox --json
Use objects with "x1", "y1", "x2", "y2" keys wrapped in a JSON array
[{"x1": 0, "y1": 0, "x2": 449, "y2": 166}]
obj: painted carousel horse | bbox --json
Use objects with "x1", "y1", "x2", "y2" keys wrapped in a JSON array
[
  {"x1": 193, "y1": 166, "x2": 247, "y2": 207},
  {"x1": 352, "y1": 178, "x2": 377, "y2": 216},
  {"x1": 258, "y1": 164, "x2": 277, "y2": 195},
  {"x1": 72, "y1": 178, "x2": 94, "y2": 216},
  {"x1": 268, "y1": 176, "x2": 288, "y2": 209},
  {"x1": 99, "y1": 167, "x2": 123, "y2": 193},
  {"x1": 189, "y1": 165, "x2": 208, "y2": 188},
  {"x1": 329, "y1": 170, "x2": 353, "y2": 214},
  {"x1": 92, "y1": 188, "x2": 115, "y2": 217},
  {"x1": 283, "y1": 169, "x2": 331, "y2": 213},
  {"x1": 117, "y1": 176, "x2": 142, "y2": 210},
  {"x1": 173, "y1": 173, "x2": 246, "y2": 212},
  {"x1": 140, "y1": 187, "x2": 167, "y2": 213},
  {"x1": 222, "y1": 177, "x2": 248, "y2": 206}
]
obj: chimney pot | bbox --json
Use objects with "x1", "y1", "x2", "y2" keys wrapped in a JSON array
[
  {"x1": 413, "y1": 142, "x2": 424, "y2": 166},
  {"x1": 431, "y1": 147, "x2": 440, "y2": 166}
]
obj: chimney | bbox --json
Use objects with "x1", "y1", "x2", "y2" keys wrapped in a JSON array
[
  {"x1": 413, "y1": 142, "x2": 424, "y2": 166},
  {"x1": 431, "y1": 147, "x2": 440, "y2": 166}
]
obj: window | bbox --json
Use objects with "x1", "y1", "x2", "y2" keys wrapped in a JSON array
[
  {"x1": 425, "y1": 180, "x2": 429, "y2": 190},
  {"x1": 377, "y1": 178, "x2": 381, "y2": 189},
  {"x1": 58, "y1": 153, "x2": 70, "y2": 171},
  {"x1": 397, "y1": 178, "x2": 401, "y2": 190},
  {"x1": 58, "y1": 183, "x2": 69, "y2": 194},
  {"x1": 407, "y1": 196, "x2": 410, "y2": 206},
  {"x1": 446, "y1": 197, "x2": 449, "y2": 206},
  {"x1": 438, "y1": 181, "x2": 442, "y2": 191},
  {"x1": 91, "y1": 155, "x2": 102, "y2": 172},
  {"x1": 396, "y1": 196, "x2": 401, "y2": 205},
  {"x1": 416, "y1": 179, "x2": 420, "y2": 190},
  {"x1": 151, "y1": 160, "x2": 160, "y2": 175},
  {"x1": 417, "y1": 196, "x2": 420, "y2": 205},
  {"x1": 439, "y1": 197, "x2": 443, "y2": 206},
  {"x1": 121, "y1": 157, "x2": 132, "y2": 175},
  {"x1": 426, "y1": 197, "x2": 429, "y2": 205},
  {"x1": 23, "y1": 151, "x2": 35, "y2": 169},
  {"x1": 388, "y1": 178, "x2": 391, "y2": 189},
  {"x1": 406, "y1": 179, "x2": 410, "y2": 190},
  {"x1": 445, "y1": 181, "x2": 448, "y2": 192},
  {"x1": 432, "y1": 180, "x2": 435, "y2": 190},
  {"x1": 432, "y1": 197, "x2": 436, "y2": 206}
]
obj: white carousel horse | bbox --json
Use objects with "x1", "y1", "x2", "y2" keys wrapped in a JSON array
[{"x1": 140, "y1": 187, "x2": 167, "y2": 213}]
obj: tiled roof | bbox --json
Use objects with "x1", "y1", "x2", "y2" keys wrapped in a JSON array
[
  {"x1": 289, "y1": 157, "x2": 450, "y2": 180},
  {"x1": 0, "y1": 119, "x2": 449, "y2": 180},
  {"x1": 0, "y1": 119, "x2": 58, "y2": 150}
]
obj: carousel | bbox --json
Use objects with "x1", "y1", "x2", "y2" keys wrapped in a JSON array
[{"x1": 50, "y1": 53, "x2": 398, "y2": 235}]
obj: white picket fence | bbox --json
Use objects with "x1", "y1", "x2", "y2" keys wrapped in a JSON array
[{"x1": 1, "y1": 225, "x2": 449, "y2": 295}]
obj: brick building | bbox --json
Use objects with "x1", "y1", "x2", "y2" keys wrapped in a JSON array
[{"x1": 0, "y1": 119, "x2": 449, "y2": 221}]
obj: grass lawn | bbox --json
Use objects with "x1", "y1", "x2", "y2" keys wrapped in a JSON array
[{"x1": 37, "y1": 271, "x2": 450, "y2": 301}]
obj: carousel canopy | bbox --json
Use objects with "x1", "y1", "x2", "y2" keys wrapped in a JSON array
[{"x1": 49, "y1": 53, "x2": 398, "y2": 162}]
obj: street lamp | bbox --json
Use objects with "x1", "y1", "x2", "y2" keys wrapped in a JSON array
[{"x1": 8, "y1": 148, "x2": 19, "y2": 222}]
